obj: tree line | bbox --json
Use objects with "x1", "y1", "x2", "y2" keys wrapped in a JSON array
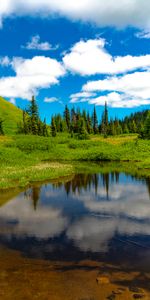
[
  {"x1": 0, "y1": 96, "x2": 149, "y2": 139},
  {"x1": 51, "y1": 102, "x2": 150, "y2": 139}
]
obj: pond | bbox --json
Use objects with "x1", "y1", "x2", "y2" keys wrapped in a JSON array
[{"x1": 0, "y1": 170, "x2": 150, "y2": 299}]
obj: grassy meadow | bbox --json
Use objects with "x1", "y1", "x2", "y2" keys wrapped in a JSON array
[{"x1": 0, "y1": 133, "x2": 150, "y2": 189}]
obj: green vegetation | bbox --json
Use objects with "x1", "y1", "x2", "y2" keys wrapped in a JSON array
[
  {"x1": 52, "y1": 103, "x2": 150, "y2": 139},
  {"x1": 0, "y1": 97, "x2": 22, "y2": 135},
  {"x1": 0, "y1": 96, "x2": 149, "y2": 190},
  {"x1": 18, "y1": 96, "x2": 49, "y2": 136},
  {"x1": 0, "y1": 133, "x2": 149, "y2": 189}
]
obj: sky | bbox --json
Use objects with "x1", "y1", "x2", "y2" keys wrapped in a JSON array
[{"x1": 0, "y1": 1, "x2": 150, "y2": 121}]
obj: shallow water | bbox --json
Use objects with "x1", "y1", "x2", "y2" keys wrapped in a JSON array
[{"x1": 0, "y1": 171, "x2": 150, "y2": 299}]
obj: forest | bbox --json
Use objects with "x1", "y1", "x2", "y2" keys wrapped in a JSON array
[{"x1": 6, "y1": 96, "x2": 149, "y2": 140}]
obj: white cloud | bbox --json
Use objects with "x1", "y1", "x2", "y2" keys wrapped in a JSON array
[
  {"x1": 0, "y1": 194, "x2": 68, "y2": 240},
  {"x1": 44, "y1": 97, "x2": 59, "y2": 103},
  {"x1": 82, "y1": 71, "x2": 150, "y2": 107},
  {"x1": 67, "y1": 182, "x2": 150, "y2": 252},
  {"x1": 63, "y1": 39, "x2": 150, "y2": 76},
  {"x1": 1, "y1": 1, "x2": 150, "y2": 29},
  {"x1": 0, "y1": 56, "x2": 65, "y2": 99},
  {"x1": 70, "y1": 91, "x2": 96, "y2": 103},
  {"x1": 23, "y1": 35, "x2": 58, "y2": 51},
  {"x1": 88, "y1": 93, "x2": 150, "y2": 108}
]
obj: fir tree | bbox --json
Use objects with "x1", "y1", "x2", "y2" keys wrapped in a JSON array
[
  {"x1": 51, "y1": 116, "x2": 57, "y2": 137},
  {"x1": 123, "y1": 123, "x2": 129, "y2": 134},
  {"x1": 77, "y1": 118, "x2": 88, "y2": 140},
  {"x1": 101, "y1": 102, "x2": 109, "y2": 137},
  {"x1": 64, "y1": 105, "x2": 70, "y2": 131},
  {"x1": 42, "y1": 118, "x2": 48, "y2": 137},
  {"x1": 131, "y1": 120, "x2": 137, "y2": 133},
  {"x1": 93, "y1": 106, "x2": 98, "y2": 134},
  {"x1": 142, "y1": 111, "x2": 150, "y2": 139},
  {"x1": 28, "y1": 96, "x2": 39, "y2": 135},
  {"x1": 87, "y1": 113, "x2": 93, "y2": 134}
]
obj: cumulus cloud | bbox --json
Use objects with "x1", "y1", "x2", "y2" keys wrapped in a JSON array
[
  {"x1": 23, "y1": 35, "x2": 59, "y2": 51},
  {"x1": 67, "y1": 182, "x2": 150, "y2": 252},
  {"x1": 1, "y1": 1, "x2": 150, "y2": 29},
  {"x1": 81, "y1": 71, "x2": 150, "y2": 107},
  {"x1": 0, "y1": 194, "x2": 68, "y2": 239},
  {"x1": 44, "y1": 97, "x2": 63, "y2": 105},
  {"x1": 44, "y1": 97, "x2": 59, "y2": 103},
  {"x1": 0, "y1": 56, "x2": 65, "y2": 99},
  {"x1": 70, "y1": 91, "x2": 96, "y2": 103},
  {"x1": 63, "y1": 39, "x2": 150, "y2": 76}
]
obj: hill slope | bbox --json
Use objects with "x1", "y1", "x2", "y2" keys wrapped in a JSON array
[{"x1": 0, "y1": 97, "x2": 22, "y2": 135}]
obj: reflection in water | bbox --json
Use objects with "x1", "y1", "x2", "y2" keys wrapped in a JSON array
[{"x1": 0, "y1": 171, "x2": 150, "y2": 271}]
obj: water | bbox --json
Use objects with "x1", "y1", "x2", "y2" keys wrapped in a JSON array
[{"x1": 0, "y1": 171, "x2": 150, "y2": 299}]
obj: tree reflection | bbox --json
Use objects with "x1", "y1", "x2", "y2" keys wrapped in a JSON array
[
  {"x1": 53, "y1": 172, "x2": 121, "y2": 199},
  {"x1": 24, "y1": 186, "x2": 41, "y2": 210}
]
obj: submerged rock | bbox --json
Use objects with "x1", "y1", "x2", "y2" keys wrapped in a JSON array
[{"x1": 96, "y1": 276, "x2": 110, "y2": 284}]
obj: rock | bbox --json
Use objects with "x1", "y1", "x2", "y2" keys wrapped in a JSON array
[
  {"x1": 112, "y1": 290, "x2": 122, "y2": 295},
  {"x1": 133, "y1": 294, "x2": 145, "y2": 299},
  {"x1": 129, "y1": 287, "x2": 143, "y2": 293},
  {"x1": 96, "y1": 276, "x2": 110, "y2": 284},
  {"x1": 117, "y1": 287, "x2": 126, "y2": 292},
  {"x1": 107, "y1": 294, "x2": 116, "y2": 300}
]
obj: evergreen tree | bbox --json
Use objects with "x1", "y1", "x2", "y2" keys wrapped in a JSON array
[
  {"x1": 109, "y1": 119, "x2": 116, "y2": 136},
  {"x1": 131, "y1": 120, "x2": 137, "y2": 133},
  {"x1": 42, "y1": 118, "x2": 48, "y2": 136},
  {"x1": 87, "y1": 113, "x2": 93, "y2": 134},
  {"x1": 101, "y1": 102, "x2": 109, "y2": 137},
  {"x1": 141, "y1": 111, "x2": 150, "y2": 139},
  {"x1": 123, "y1": 123, "x2": 129, "y2": 134},
  {"x1": 93, "y1": 106, "x2": 98, "y2": 134},
  {"x1": 77, "y1": 118, "x2": 88, "y2": 140},
  {"x1": 28, "y1": 96, "x2": 39, "y2": 135},
  {"x1": 51, "y1": 116, "x2": 57, "y2": 137},
  {"x1": 64, "y1": 105, "x2": 70, "y2": 131}
]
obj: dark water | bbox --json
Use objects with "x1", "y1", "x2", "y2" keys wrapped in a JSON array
[{"x1": 0, "y1": 171, "x2": 150, "y2": 272}]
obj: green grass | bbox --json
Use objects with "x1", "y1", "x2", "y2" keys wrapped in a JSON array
[
  {"x1": 0, "y1": 97, "x2": 22, "y2": 135},
  {"x1": 0, "y1": 133, "x2": 149, "y2": 189}
]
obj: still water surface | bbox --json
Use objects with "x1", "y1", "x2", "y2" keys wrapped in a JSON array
[{"x1": 0, "y1": 171, "x2": 150, "y2": 299}]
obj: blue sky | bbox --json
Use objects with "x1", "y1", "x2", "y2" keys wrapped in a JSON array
[{"x1": 0, "y1": 1, "x2": 150, "y2": 122}]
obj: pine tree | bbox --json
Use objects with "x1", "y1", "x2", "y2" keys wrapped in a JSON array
[
  {"x1": 93, "y1": 106, "x2": 98, "y2": 134},
  {"x1": 42, "y1": 118, "x2": 48, "y2": 137},
  {"x1": 64, "y1": 105, "x2": 70, "y2": 131},
  {"x1": 123, "y1": 123, "x2": 129, "y2": 134},
  {"x1": 28, "y1": 96, "x2": 39, "y2": 135},
  {"x1": 51, "y1": 117, "x2": 57, "y2": 137},
  {"x1": 87, "y1": 113, "x2": 93, "y2": 134},
  {"x1": 101, "y1": 102, "x2": 109, "y2": 137},
  {"x1": 77, "y1": 118, "x2": 88, "y2": 140},
  {"x1": 109, "y1": 119, "x2": 116, "y2": 136},
  {"x1": 142, "y1": 111, "x2": 150, "y2": 139},
  {"x1": 131, "y1": 120, "x2": 137, "y2": 133}
]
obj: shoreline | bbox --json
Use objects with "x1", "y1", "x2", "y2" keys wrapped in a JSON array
[{"x1": 0, "y1": 159, "x2": 149, "y2": 191}]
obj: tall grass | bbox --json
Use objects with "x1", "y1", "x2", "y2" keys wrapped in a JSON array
[{"x1": 0, "y1": 133, "x2": 149, "y2": 189}]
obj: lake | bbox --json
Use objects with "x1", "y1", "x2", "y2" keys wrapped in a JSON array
[{"x1": 0, "y1": 169, "x2": 150, "y2": 299}]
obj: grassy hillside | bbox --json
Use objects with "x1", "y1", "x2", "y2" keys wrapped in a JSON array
[{"x1": 0, "y1": 97, "x2": 22, "y2": 135}]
